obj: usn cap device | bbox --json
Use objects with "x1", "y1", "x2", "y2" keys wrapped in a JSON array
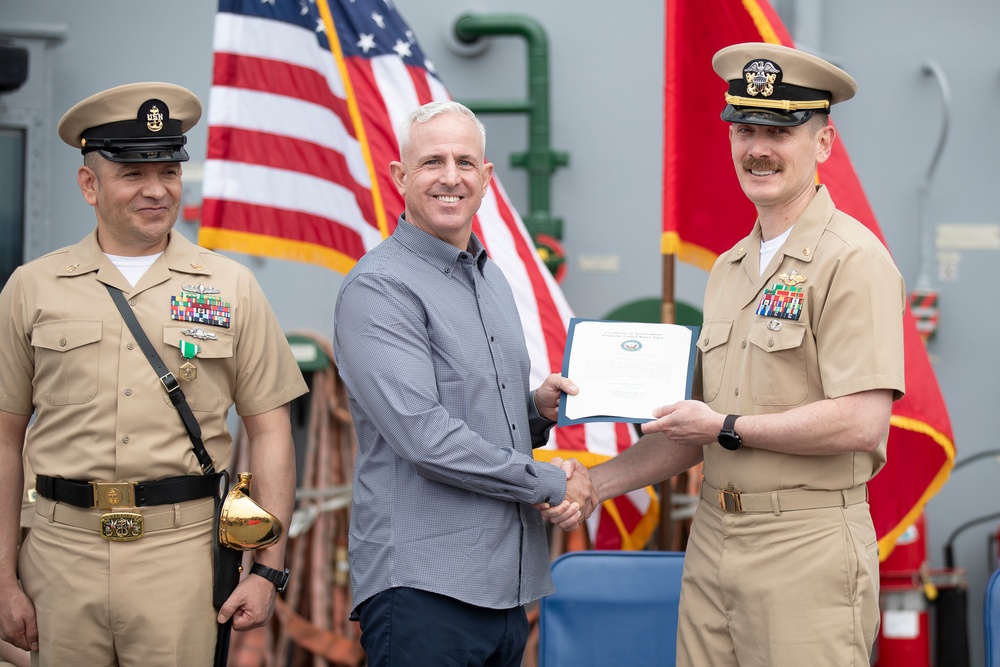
[{"x1": 57, "y1": 81, "x2": 202, "y2": 162}]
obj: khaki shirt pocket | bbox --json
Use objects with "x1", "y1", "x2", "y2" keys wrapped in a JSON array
[
  {"x1": 696, "y1": 320, "x2": 732, "y2": 402},
  {"x1": 746, "y1": 320, "x2": 808, "y2": 406},
  {"x1": 31, "y1": 319, "x2": 102, "y2": 405},
  {"x1": 161, "y1": 325, "x2": 235, "y2": 412}
]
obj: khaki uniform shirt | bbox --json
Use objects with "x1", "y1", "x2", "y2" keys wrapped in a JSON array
[
  {"x1": 694, "y1": 185, "x2": 905, "y2": 493},
  {"x1": 0, "y1": 230, "x2": 308, "y2": 482}
]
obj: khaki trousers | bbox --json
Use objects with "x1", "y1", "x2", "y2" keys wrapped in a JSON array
[
  {"x1": 677, "y1": 498, "x2": 880, "y2": 667},
  {"x1": 21, "y1": 497, "x2": 218, "y2": 667}
]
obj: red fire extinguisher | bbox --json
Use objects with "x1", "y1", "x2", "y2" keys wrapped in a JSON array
[{"x1": 876, "y1": 514, "x2": 935, "y2": 667}]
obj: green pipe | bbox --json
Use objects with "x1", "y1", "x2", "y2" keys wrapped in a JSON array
[{"x1": 453, "y1": 13, "x2": 569, "y2": 244}]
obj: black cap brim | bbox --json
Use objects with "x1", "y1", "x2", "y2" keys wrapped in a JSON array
[
  {"x1": 82, "y1": 134, "x2": 190, "y2": 163},
  {"x1": 95, "y1": 146, "x2": 190, "y2": 163},
  {"x1": 721, "y1": 104, "x2": 819, "y2": 127}
]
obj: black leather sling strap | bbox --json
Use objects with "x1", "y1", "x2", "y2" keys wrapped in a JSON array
[{"x1": 105, "y1": 284, "x2": 216, "y2": 475}]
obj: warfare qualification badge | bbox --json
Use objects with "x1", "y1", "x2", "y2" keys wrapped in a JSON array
[
  {"x1": 182, "y1": 327, "x2": 217, "y2": 341},
  {"x1": 777, "y1": 269, "x2": 807, "y2": 286}
]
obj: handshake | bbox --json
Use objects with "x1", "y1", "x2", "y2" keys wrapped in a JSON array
[{"x1": 534, "y1": 457, "x2": 600, "y2": 531}]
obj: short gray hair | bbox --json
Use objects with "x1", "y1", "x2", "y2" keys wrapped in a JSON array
[
  {"x1": 83, "y1": 151, "x2": 105, "y2": 180},
  {"x1": 397, "y1": 100, "x2": 486, "y2": 158}
]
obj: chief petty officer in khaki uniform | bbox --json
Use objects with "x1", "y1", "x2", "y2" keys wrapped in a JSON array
[
  {"x1": 0, "y1": 82, "x2": 308, "y2": 665},
  {"x1": 542, "y1": 44, "x2": 905, "y2": 666}
]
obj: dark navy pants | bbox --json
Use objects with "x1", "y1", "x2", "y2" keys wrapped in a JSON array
[{"x1": 357, "y1": 587, "x2": 529, "y2": 667}]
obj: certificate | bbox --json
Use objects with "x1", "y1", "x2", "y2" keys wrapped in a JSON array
[{"x1": 557, "y1": 318, "x2": 699, "y2": 426}]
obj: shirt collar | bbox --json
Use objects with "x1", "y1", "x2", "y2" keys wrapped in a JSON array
[
  {"x1": 160, "y1": 230, "x2": 213, "y2": 275},
  {"x1": 780, "y1": 184, "x2": 835, "y2": 263},
  {"x1": 393, "y1": 215, "x2": 489, "y2": 275},
  {"x1": 58, "y1": 228, "x2": 104, "y2": 277},
  {"x1": 57, "y1": 229, "x2": 212, "y2": 284},
  {"x1": 727, "y1": 184, "x2": 835, "y2": 266}
]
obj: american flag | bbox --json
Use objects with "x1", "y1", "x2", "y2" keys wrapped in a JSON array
[{"x1": 200, "y1": 0, "x2": 656, "y2": 550}]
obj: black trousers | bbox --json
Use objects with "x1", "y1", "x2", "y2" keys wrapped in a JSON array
[{"x1": 357, "y1": 587, "x2": 529, "y2": 667}]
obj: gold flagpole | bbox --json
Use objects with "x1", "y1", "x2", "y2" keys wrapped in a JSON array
[{"x1": 655, "y1": 253, "x2": 676, "y2": 551}]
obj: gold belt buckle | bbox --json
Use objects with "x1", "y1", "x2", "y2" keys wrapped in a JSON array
[
  {"x1": 719, "y1": 488, "x2": 743, "y2": 513},
  {"x1": 100, "y1": 512, "x2": 144, "y2": 541},
  {"x1": 93, "y1": 482, "x2": 135, "y2": 511}
]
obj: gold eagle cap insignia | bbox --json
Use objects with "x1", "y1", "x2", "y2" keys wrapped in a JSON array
[{"x1": 744, "y1": 60, "x2": 779, "y2": 98}]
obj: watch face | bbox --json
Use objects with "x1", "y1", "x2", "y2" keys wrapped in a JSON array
[
  {"x1": 718, "y1": 432, "x2": 742, "y2": 451},
  {"x1": 718, "y1": 414, "x2": 742, "y2": 451}
]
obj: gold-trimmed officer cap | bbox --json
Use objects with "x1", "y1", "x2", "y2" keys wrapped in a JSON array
[
  {"x1": 712, "y1": 43, "x2": 857, "y2": 127},
  {"x1": 57, "y1": 82, "x2": 202, "y2": 162}
]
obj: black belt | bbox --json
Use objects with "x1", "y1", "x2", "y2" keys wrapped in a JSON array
[{"x1": 35, "y1": 474, "x2": 217, "y2": 510}]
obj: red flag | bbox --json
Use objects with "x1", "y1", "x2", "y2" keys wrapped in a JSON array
[
  {"x1": 663, "y1": 0, "x2": 954, "y2": 559},
  {"x1": 200, "y1": 0, "x2": 655, "y2": 550}
]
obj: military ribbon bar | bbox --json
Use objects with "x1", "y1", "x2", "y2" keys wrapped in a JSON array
[
  {"x1": 171, "y1": 294, "x2": 231, "y2": 328},
  {"x1": 755, "y1": 284, "x2": 804, "y2": 321}
]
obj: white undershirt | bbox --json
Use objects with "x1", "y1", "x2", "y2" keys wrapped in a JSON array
[
  {"x1": 759, "y1": 227, "x2": 793, "y2": 276},
  {"x1": 105, "y1": 252, "x2": 162, "y2": 287}
]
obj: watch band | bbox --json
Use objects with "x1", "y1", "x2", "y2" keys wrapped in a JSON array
[
  {"x1": 723, "y1": 414, "x2": 739, "y2": 432},
  {"x1": 250, "y1": 562, "x2": 290, "y2": 593}
]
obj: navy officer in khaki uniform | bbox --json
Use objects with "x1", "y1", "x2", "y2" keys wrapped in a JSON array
[
  {"x1": 0, "y1": 82, "x2": 308, "y2": 665},
  {"x1": 543, "y1": 44, "x2": 905, "y2": 666}
]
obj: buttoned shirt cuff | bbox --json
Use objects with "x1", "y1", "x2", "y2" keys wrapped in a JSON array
[{"x1": 532, "y1": 458, "x2": 569, "y2": 506}]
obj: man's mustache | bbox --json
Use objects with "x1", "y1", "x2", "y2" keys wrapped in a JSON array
[{"x1": 742, "y1": 158, "x2": 784, "y2": 172}]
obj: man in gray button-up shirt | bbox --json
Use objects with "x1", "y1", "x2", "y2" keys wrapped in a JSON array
[{"x1": 333, "y1": 101, "x2": 596, "y2": 666}]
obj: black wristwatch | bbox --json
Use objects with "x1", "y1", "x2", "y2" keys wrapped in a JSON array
[
  {"x1": 250, "y1": 562, "x2": 290, "y2": 593},
  {"x1": 718, "y1": 414, "x2": 743, "y2": 451}
]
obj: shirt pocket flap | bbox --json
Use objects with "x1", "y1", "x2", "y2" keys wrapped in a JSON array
[
  {"x1": 746, "y1": 321, "x2": 806, "y2": 353},
  {"x1": 32, "y1": 319, "x2": 102, "y2": 352},
  {"x1": 163, "y1": 325, "x2": 234, "y2": 359},
  {"x1": 696, "y1": 320, "x2": 733, "y2": 354}
]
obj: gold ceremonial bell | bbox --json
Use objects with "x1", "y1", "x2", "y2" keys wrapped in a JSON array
[{"x1": 219, "y1": 472, "x2": 283, "y2": 550}]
